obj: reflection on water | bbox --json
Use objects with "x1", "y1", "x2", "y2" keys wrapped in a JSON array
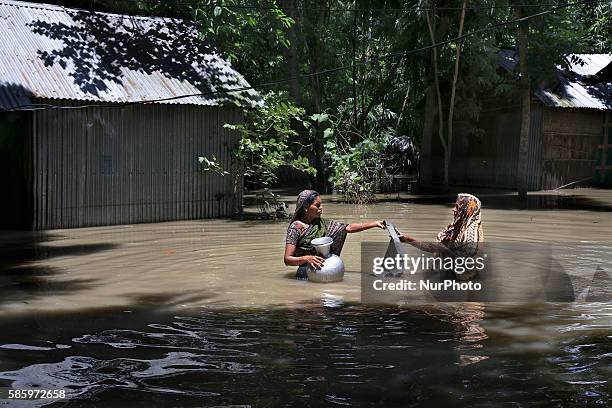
[{"x1": 0, "y1": 301, "x2": 610, "y2": 407}]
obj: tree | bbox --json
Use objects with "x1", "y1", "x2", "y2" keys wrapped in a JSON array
[
  {"x1": 200, "y1": 92, "x2": 316, "y2": 214},
  {"x1": 446, "y1": 0, "x2": 468, "y2": 192},
  {"x1": 424, "y1": 0, "x2": 470, "y2": 192},
  {"x1": 515, "y1": 4, "x2": 530, "y2": 199},
  {"x1": 35, "y1": 0, "x2": 612, "y2": 199}
]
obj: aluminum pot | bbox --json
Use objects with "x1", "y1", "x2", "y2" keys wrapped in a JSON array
[
  {"x1": 311, "y1": 237, "x2": 333, "y2": 257},
  {"x1": 308, "y1": 237, "x2": 345, "y2": 283}
]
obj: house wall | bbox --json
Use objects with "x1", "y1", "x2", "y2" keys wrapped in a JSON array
[
  {"x1": 30, "y1": 100, "x2": 243, "y2": 230},
  {"x1": 540, "y1": 107, "x2": 603, "y2": 189},
  {"x1": 0, "y1": 110, "x2": 31, "y2": 229},
  {"x1": 447, "y1": 103, "x2": 543, "y2": 190},
  {"x1": 595, "y1": 111, "x2": 612, "y2": 186},
  {"x1": 431, "y1": 102, "x2": 606, "y2": 192}
]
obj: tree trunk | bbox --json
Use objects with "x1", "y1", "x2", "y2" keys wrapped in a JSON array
[
  {"x1": 360, "y1": 8, "x2": 368, "y2": 136},
  {"x1": 280, "y1": 0, "x2": 300, "y2": 105},
  {"x1": 305, "y1": 0, "x2": 327, "y2": 113},
  {"x1": 352, "y1": 5, "x2": 357, "y2": 124},
  {"x1": 420, "y1": 1, "x2": 451, "y2": 192},
  {"x1": 425, "y1": 6, "x2": 447, "y2": 190},
  {"x1": 446, "y1": 0, "x2": 467, "y2": 191},
  {"x1": 395, "y1": 82, "x2": 411, "y2": 136},
  {"x1": 516, "y1": 5, "x2": 530, "y2": 199},
  {"x1": 420, "y1": 81, "x2": 435, "y2": 189}
]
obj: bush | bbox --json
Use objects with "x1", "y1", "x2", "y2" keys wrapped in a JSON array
[
  {"x1": 199, "y1": 91, "x2": 316, "y2": 215},
  {"x1": 315, "y1": 100, "x2": 397, "y2": 203}
]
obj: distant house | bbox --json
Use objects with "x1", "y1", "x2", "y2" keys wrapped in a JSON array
[
  {"x1": 440, "y1": 50, "x2": 612, "y2": 191},
  {"x1": 0, "y1": 0, "x2": 262, "y2": 229}
]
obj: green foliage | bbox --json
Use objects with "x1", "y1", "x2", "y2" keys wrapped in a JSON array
[
  {"x1": 257, "y1": 188, "x2": 289, "y2": 219},
  {"x1": 56, "y1": 0, "x2": 612, "y2": 198},
  {"x1": 225, "y1": 92, "x2": 316, "y2": 190},
  {"x1": 65, "y1": 0, "x2": 294, "y2": 85},
  {"x1": 198, "y1": 155, "x2": 229, "y2": 175},
  {"x1": 219, "y1": 92, "x2": 316, "y2": 191},
  {"x1": 584, "y1": 2, "x2": 612, "y2": 52},
  {"x1": 185, "y1": 0, "x2": 294, "y2": 84},
  {"x1": 320, "y1": 100, "x2": 397, "y2": 203}
]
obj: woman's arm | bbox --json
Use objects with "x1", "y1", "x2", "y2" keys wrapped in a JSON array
[
  {"x1": 345, "y1": 220, "x2": 385, "y2": 233},
  {"x1": 398, "y1": 233, "x2": 457, "y2": 257},
  {"x1": 284, "y1": 243, "x2": 324, "y2": 269}
]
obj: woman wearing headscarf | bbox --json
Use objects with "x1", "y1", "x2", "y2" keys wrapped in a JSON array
[
  {"x1": 397, "y1": 193, "x2": 483, "y2": 281},
  {"x1": 284, "y1": 190, "x2": 384, "y2": 279}
]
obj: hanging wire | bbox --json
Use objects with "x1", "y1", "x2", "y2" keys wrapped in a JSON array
[
  {"x1": 4, "y1": 0, "x2": 604, "y2": 111},
  {"x1": 75, "y1": 0, "x2": 608, "y2": 13}
]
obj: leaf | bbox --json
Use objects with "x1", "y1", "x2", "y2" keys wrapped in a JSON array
[
  {"x1": 311, "y1": 113, "x2": 329, "y2": 123},
  {"x1": 213, "y1": 6, "x2": 222, "y2": 17}
]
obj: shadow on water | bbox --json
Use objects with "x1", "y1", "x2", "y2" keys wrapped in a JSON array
[
  {"x1": 0, "y1": 301, "x2": 609, "y2": 407},
  {"x1": 123, "y1": 291, "x2": 219, "y2": 309},
  {"x1": 0, "y1": 266, "x2": 99, "y2": 304},
  {"x1": 0, "y1": 232, "x2": 119, "y2": 305}
]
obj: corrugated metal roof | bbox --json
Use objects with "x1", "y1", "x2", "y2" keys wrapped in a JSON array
[
  {"x1": 567, "y1": 54, "x2": 612, "y2": 77},
  {"x1": 497, "y1": 49, "x2": 612, "y2": 110},
  {"x1": 537, "y1": 77, "x2": 612, "y2": 110},
  {"x1": 0, "y1": 0, "x2": 263, "y2": 110},
  {"x1": 497, "y1": 48, "x2": 518, "y2": 73}
]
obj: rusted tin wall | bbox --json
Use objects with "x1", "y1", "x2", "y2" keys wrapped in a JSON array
[
  {"x1": 449, "y1": 107, "x2": 521, "y2": 189},
  {"x1": 31, "y1": 100, "x2": 243, "y2": 230},
  {"x1": 526, "y1": 103, "x2": 544, "y2": 191},
  {"x1": 594, "y1": 112, "x2": 612, "y2": 187},
  {"x1": 540, "y1": 107, "x2": 603, "y2": 190},
  {"x1": 492, "y1": 109, "x2": 520, "y2": 189},
  {"x1": 449, "y1": 103, "x2": 543, "y2": 190}
]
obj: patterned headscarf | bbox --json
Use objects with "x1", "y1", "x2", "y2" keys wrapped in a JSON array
[
  {"x1": 289, "y1": 190, "x2": 319, "y2": 225},
  {"x1": 437, "y1": 193, "x2": 483, "y2": 255}
]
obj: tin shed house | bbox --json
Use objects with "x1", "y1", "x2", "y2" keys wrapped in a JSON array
[
  {"x1": 437, "y1": 50, "x2": 612, "y2": 191},
  {"x1": 0, "y1": 0, "x2": 263, "y2": 230}
]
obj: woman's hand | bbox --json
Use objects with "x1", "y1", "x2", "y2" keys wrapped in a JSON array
[
  {"x1": 396, "y1": 229, "x2": 413, "y2": 243},
  {"x1": 303, "y1": 255, "x2": 325, "y2": 270},
  {"x1": 374, "y1": 220, "x2": 385, "y2": 229}
]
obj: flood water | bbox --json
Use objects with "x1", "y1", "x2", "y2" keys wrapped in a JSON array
[{"x1": 0, "y1": 189, "x2": 610, "y2": 406}]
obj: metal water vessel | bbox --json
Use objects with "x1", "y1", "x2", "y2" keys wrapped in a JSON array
[{"x1": 307, "y1": 237, "x2": 345, "y2": 283}]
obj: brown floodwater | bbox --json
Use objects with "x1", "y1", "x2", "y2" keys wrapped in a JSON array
[
  {"x1": 0, "y1": 188, "x2": 610, "y2": 406},
  {"x1": 1, "y1": 188, "x2": 610, "y2": 313}
]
